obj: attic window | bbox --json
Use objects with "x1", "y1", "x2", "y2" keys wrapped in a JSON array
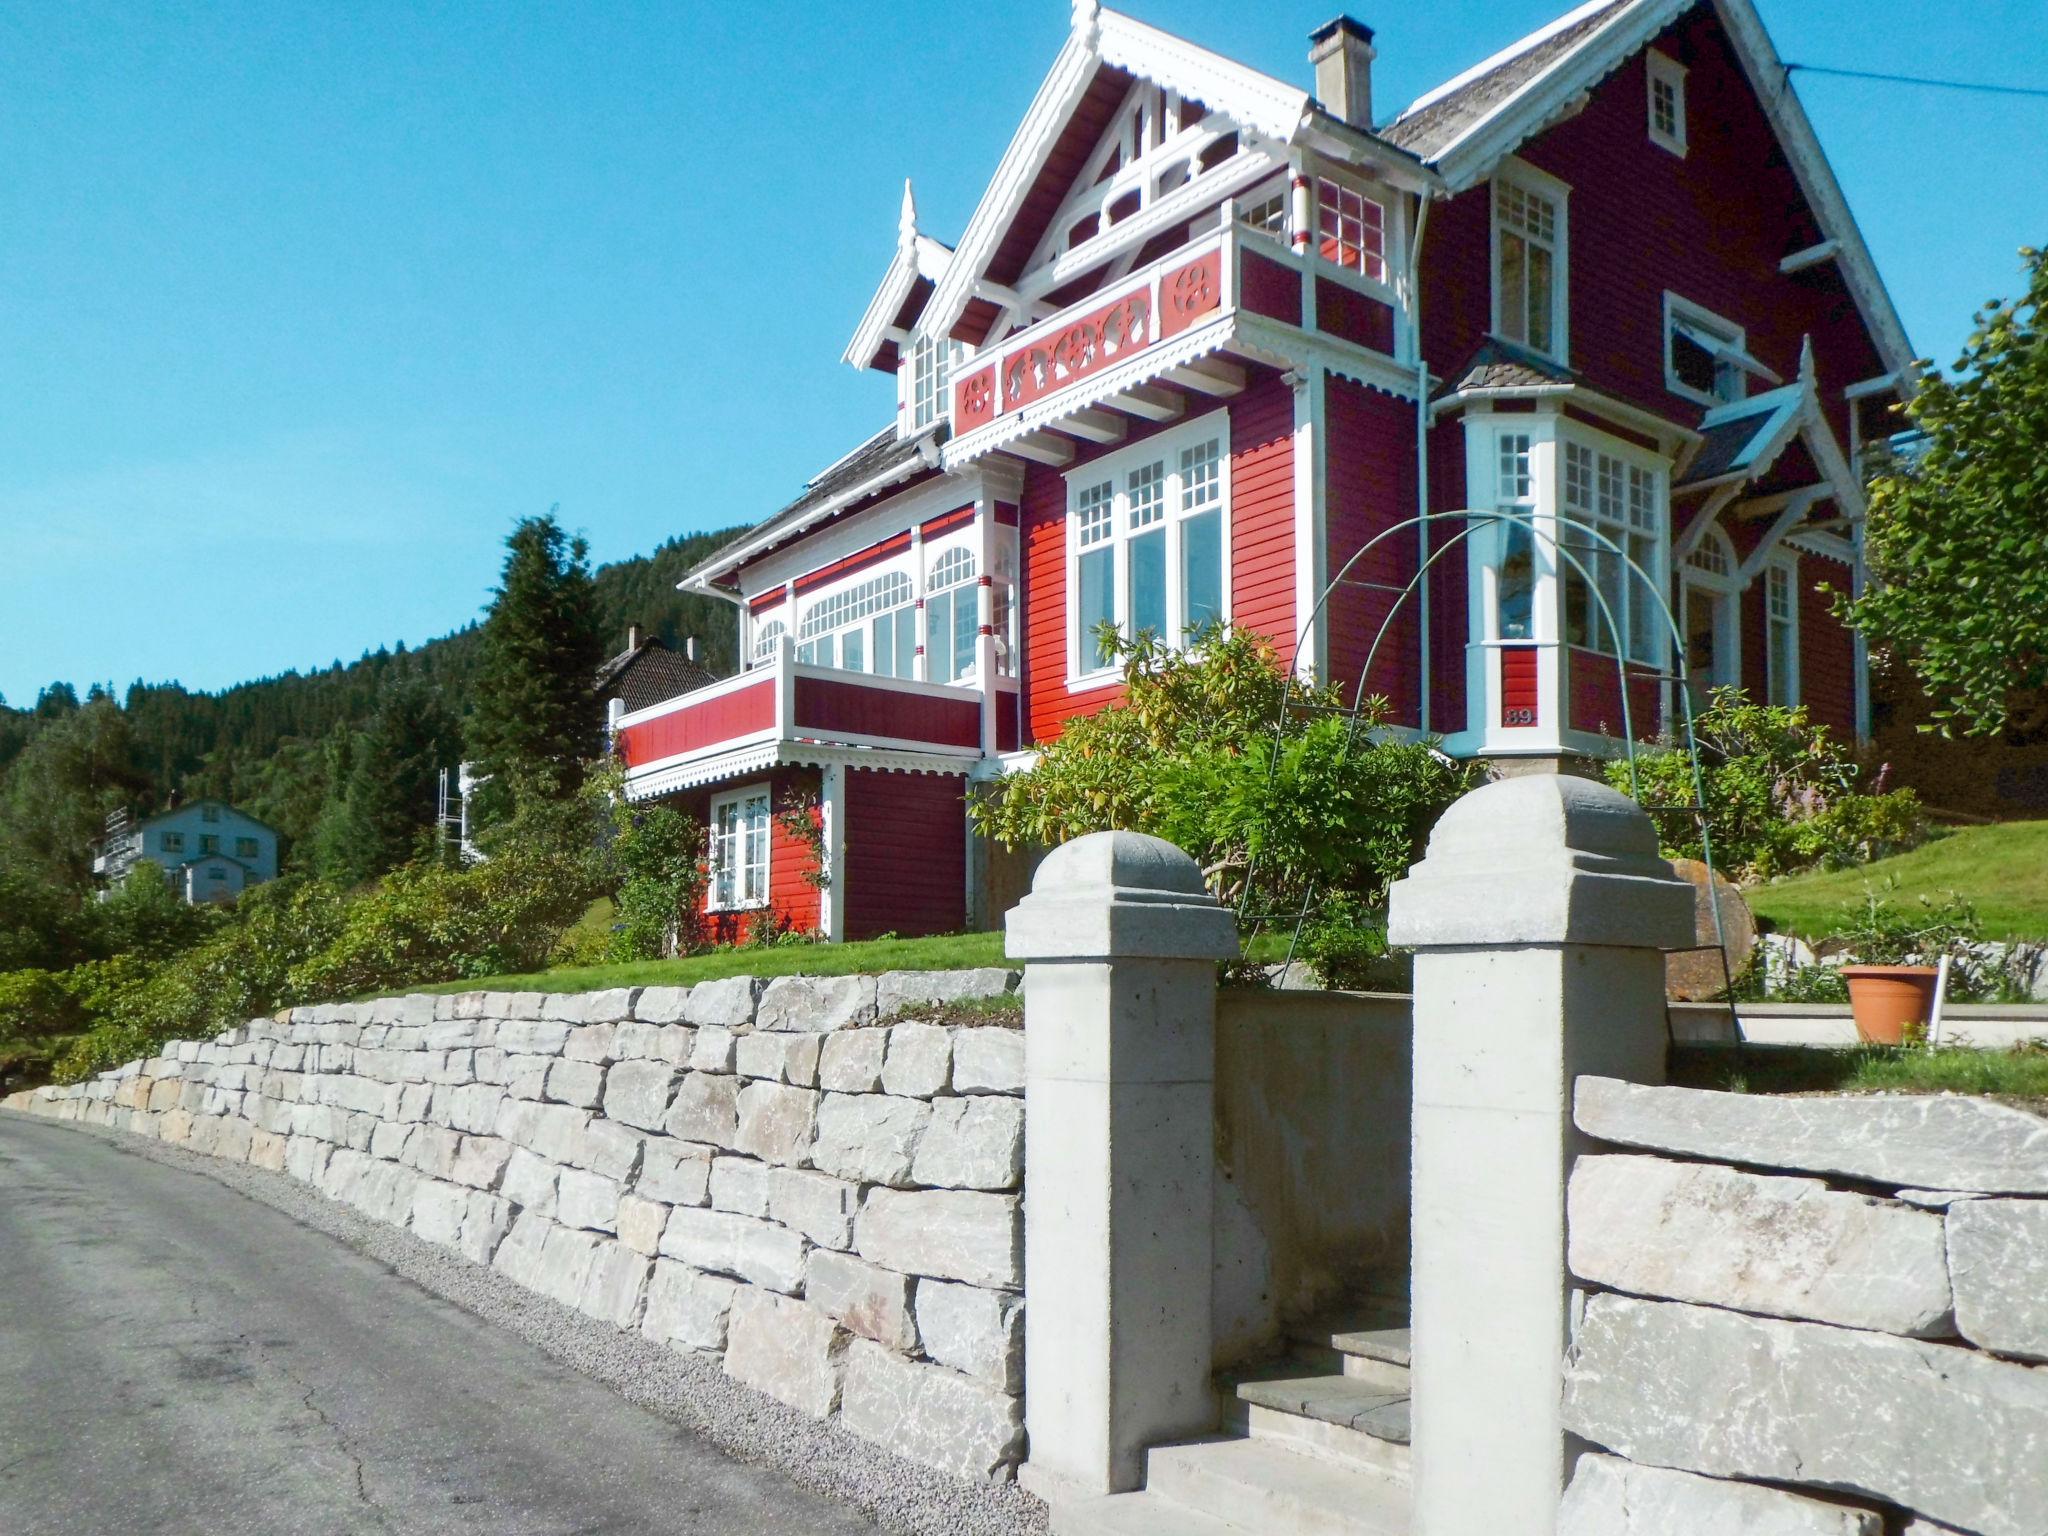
[
  {"x1": 1664, "y1": 294, "x2": 1769, "y2": 405},
  {"x1": 1647, "y1": 51, "x2": 1687, "y2": 155},
  {"x1": 1316, "y1": 180, "x2": 1386, "y2": 283},
  {"x1": 909, "y1": 334, "x2": 958, "y2": 431}
]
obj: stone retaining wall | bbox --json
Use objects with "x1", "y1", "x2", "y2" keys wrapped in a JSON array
[
  {"x1": 2, "y1": 969, "x2": 1028, "y2": 1482},
  {"x1": 1561, "y1": 1075, "x2": 2048, "y2": 1535}
]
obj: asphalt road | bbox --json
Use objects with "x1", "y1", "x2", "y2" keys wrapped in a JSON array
[{"x1": 0, "y1": 1114, "x2": 877, "y2": 1535}]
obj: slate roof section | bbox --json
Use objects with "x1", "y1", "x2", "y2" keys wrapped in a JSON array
[
  {"x1": 1674, "y1": 382, "x2": 1808, "y2": 488},
  {"x1": 1384, "y1": 0, "x2": 1635, "y2": 162},
  {"x1": 596, "y1": 640, "x2": 721, "y2": 714},
  {"x1": 1436, "y1": 336, "x2": 1584, "y2": 398}
]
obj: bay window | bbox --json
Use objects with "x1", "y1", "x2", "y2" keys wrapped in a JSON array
[
  {"x1": 1068, "y1": 416, "x2": 1229, "y2": 679},
  {"x1": 1560, "y1": 439, "x2": 1663, "y2": 665},
  {"x1": 1493, "y1": 170, "x2": 1566, "y2": 360},
  {"x1": 709, "y1": 786, "x2": 770, "y2": 910},
  {"x1": 1495, "y1": 434, "x2": 1536, "y2": 642}
]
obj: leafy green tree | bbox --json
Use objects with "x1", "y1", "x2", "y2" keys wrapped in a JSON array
[
  {"x1": 316, "y1": 681, "x2": 458, "y2": 885},
  {"x1": 1849, "y1": 246, "x2": 2048, "y2": 737},
  {"x1": 0, "y1": 692, "x2": 148, "y2": 891},
  {"x1": 467, "y1": 513, "x2": 606, "y2": 820},
  {"x1": 975, "y1": 624, "x2": 1475, "y2": 986}
]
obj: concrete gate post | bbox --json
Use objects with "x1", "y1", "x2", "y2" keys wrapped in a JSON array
[
  {"x1": 1006, "y1": 830, "x2": 1240, "y2": 1502},
  {"x1": 1387, "y1": 775, "x2": 1693, "y2": 1536}
]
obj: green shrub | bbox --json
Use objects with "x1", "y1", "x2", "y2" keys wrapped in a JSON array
[
  {"x1": 0, "y1": 968, "x2": 89, "y2": 1090},
  {"x1": 1611, "y1": 689, "x2": 1922, "y2": 882}
]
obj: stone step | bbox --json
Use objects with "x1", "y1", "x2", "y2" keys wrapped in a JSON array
[
  {"x1": 1290, "y1": 1309, "x2": 1412, "y2": 1368},
  {"x1": 1224, "y1": 1364, "x2": 1411, "y2": 1446},
  {"x1": 1051, "y1": 1490, "x2": 1248, "y2": 1536},
  {"x1": 1143, "y1": 1436, "x2": 1410, "y2": 1536},
  {"x1": 1221, "y1": 1398, "x2": 1411, "y2": 1482}
]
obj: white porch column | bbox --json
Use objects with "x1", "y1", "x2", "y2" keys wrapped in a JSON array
[
  {"x1": 977, "y1": 500, "x2": 999, "y2": 757},
  {"x1": 1387, "y1": 775, "x2": 1692, "y2": 1536},
  {"x1": 1006, "y1": 831, "x2": 1239, "y2": 1502},
  {"x1": 818, "y1": 761, "x2": 847, "y2": 941}
]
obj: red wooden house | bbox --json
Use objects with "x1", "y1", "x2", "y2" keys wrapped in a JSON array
[{"x1": 617, "y1": 0, "x2": 1913, "y2": 943}]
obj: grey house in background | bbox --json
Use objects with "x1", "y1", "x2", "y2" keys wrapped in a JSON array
[{"x1": 93, "y1": 800, "x2": 281, "y2": 905}]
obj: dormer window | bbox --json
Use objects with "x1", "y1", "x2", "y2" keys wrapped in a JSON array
[
  {"x1": 909, "y1": 334, "x2": 957, "y2": 431},
  {"x1": 1647, "y1": 51, "x2": 1687, "y2": 156},
  {"x1": 1493, "y1": 168, "x2": 1567, "y2": 361}
]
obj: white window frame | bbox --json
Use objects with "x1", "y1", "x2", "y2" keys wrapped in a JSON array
[
  {"x1": 160, "y1": 831, "x2": 186, "y2": 854},
  {"x1": 1679, "y1": 524, "x2": 1742, "y2": 707},
  {"x1": 1647, "y1": 50, "x2": 1688, "y2": 156},
  {"x1": 796, "y1": 569, "x2": 916, "y2": 671},
  {"x1": 1663, "y1": 293, "x2": 1752, "y2": 407},
  {"x1": 923, "y1": 544, "x2": 982, "y2": 685},
  {"x1": 707, "y1": 784, "x2": 772, "y2": 913},
  {"x1": 1063, "y1": 411, "x2": 1232, "y2": 687},
  {"x1": 1766, "y1": 554, "x2": 1801, "y2": 707},
  {"x1": 1490, "y1": 160, "x2": 1570, "y2": 364},
  {"x1": 1313, "y1": 174, "x2": 1389, "y2": 285},
  {"x1": 750, "y1": 618, "x2": 786, "y2": 666},
  {"x1": 1557, "y1": 428, "x2": 1668, "y2": 668},
  {"x1": 907, "y1": 334, "x2": 958, "y2": 432}
]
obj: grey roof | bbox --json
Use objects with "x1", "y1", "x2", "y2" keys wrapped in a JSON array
[
  {"x1": 686, "y1": 424, "x2": 942, "y2": 588},
  {"x1": 1675, "y1": 382, "x2": 1808, "y2": 488},
  {"x1": 1436, "y1": 336, "x2": 1583, "y2": 398},
  {"x1": 1384, "y1": 0, "x2": 1634, "y2": 162},
  {"x1": 595, "y1": 639, "x2": 720, "y2": 713}
]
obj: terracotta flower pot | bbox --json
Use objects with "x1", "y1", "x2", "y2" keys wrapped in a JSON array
[{"x1": 1841, "y1": 964, "x2": 1942, "y2": 1046}]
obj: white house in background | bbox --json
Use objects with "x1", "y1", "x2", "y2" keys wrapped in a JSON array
[{"x1": 93, "y1": 801, "x2": 281, "y2": 905}]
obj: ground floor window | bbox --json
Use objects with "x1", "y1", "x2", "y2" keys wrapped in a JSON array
[
  {"x1": 1560, "y1": 438, "x2": 1663, "y2": 665},
  {"x1": 708, "y1": 785, "x2": 770, "y2": 910},
  {"x1": 1766, "y1": 557, "x2": 1800, "y2": 706}
]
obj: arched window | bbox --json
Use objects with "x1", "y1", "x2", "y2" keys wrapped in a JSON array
[
  {"x1": 796, "y1": 570, "x2": 915, "y2": 674},
  {"x1": 1680, "y1": 526, "x2": 1739, "y2": 711},
  {"x1": 751, "y1": 619, "x2": 786, "y2": 665},
  {"x1": 925, "y1": 546, "x2": 980, "y2": 683}
]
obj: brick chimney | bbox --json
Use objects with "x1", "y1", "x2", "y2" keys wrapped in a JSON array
[{"x1": 1309, "y1": 16, "x2": 1377, "y2": 130}]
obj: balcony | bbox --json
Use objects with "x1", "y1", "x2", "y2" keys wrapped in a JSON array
[{"x1": 615, "y1": 642, "x2": 1009, "y2": 801}]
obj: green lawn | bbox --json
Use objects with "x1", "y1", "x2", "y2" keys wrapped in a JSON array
[
  {"x1": 1747, "y1": 820, "x2": 2048, "y2": 942},
  {"x1": 412, "y1": 930, "x2": 1012, "y2": 996},
  {"x1": 1673, "y1": 1042, "x2": 2048, "y2": 1100}
]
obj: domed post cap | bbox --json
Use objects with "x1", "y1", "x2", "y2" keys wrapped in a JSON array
[
  {"x1": 1007, "y1": 830, "x2": 1240, "y2": 963},
  {"x1": 1388, "y1": 775, "x2": 1695, "y2": 950}
]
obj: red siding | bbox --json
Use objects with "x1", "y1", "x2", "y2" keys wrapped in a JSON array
[
  {"x1": 842, "y1": 770, "x2": 966, "y2": 940},
  {"x1": 669, "y1": 767, "x2": 823, "y2": 945},
  {"x1": 1500, "y1": 645, "x2": 1541, "y2": 728},
  {"x1": 1798, "y1": 555, "x2": 1857, "y2": 736},
  {"x1": 619, "y1": 680, "x2": 774, "y2": 767},
  {"x1": 1426, "y1": 425, "x2": 1470, "y2": 735},
  {"x1": 1239, "y1": 251, "x2": 1302, "y2": 324},
  {"x1": 1020, "y1": 368, "x2": 1296, "y2": 745},
  {"x1": 1324, "y1": 376, "x2": 1421, "y2": 726},
  {"x1": 1567, "y1": 651, "x2": 1662, "y2": 738},
  {"x1": 1314, "y1": 279, "x2": 1395, "y2": 354},
  {"x1": 792, "y1": 676, "x2": 981, "y2": 749}
]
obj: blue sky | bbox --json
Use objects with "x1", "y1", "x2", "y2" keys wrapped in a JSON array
[{"x1": 2, "y1": 0, "x2": 2042, "y2": 706}]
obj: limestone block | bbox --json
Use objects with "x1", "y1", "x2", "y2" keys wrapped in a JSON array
[
  {"x1": 1577, "y1": 1076, "x2": 2048, "y2": 1194},
  {"x1": 769, "y1": 1168, "x2": 860, "y2": 1251},
  {"x1": 399, "y1": 994, "x2": 437, "y2": 1027},
  {"x1": 838, "y1": 1339, "x2": 1024, "y2": 1481},
  {"x1": 347, "y1": 1159, "x2": 421, "y2": 1226},
  {"x1": 641, "y1": 1260, "x2": 738, "y2": 1352},
  {"x1": 736, "y1": 1032, "x2": 821, "y2": 1086},
  {"x1": 285, "y1": 1135, "x2": 330, "y2": 1185},
  {"x1": 915, "y1": 1280, "x2": 1023, "y2": 1391},
  {"x1": 1947, "y1": 1198, "x2": 2048, "y2": 1361},
  {"x1": 534, "y1": 1225, "x2": 605, "y2": 1308},
  {"x1": 369, "y1": 1119, "x2": 414, "y2": 1162},
  {"x1": 425, "y1": 1019, "x2": 484, "y2": 1051},
  {"x1": 461, "y1": 1192, "x2": 515, "y2": 1265},
  {"x1": 659, "y1": 1207, "x2": 809, "y2": 1293},
  {"x1": 497, "y1": 1018, "x2": 572, "y2": 1056},
  {"x1": 213, "y1": 1117, "x2": 254, "y2": 1162},
  {"x1": 858, "y1": 1189, "x2": 1021, "y2": 1288},
  {"x1": 501, "y1": 1147, "x2": 559, "y2": 1219},
  {"x1": 472, "y1": 1047, "x2": 508, "y2": 1085},
  {"x1": 617, "y1": 1193, "x2": 669, "y2": 1255},
  {"x1": 248, "y1": 1128, "x2": 289, "y2": 1172},
  {"x1": 404, "y1": 1125, "x2": 462, "y2": 1180},
  {"x1": 603, "y1": 1059, "x2": 679, "y2": 1132},
  {"x1": 806, "y1": 1250, "x2": 918, "y2": 1352},
  {"x1": 666, "y1": 1072, "x2": 740, "y2": 1148},
  {"x1": 613, "y1": 1021, "x2": 693, "y2": 1066},
  {"x1": 542, "y1": 993, "x2": 588, "y2": 1023},
  {"x1": 450, "y1": 1135, "x2": 513, "y2": 1191},
  {"x1": 506, "y1": 991, "x2": 548, "y2": 1021},
  {"x1": 876, "y1": 968, "x2": 1017, "y2": 1019},
  {"x1": 636, "y1": 1141, "x2": 712, "y2": 1207},
  {"x1": 1569, "y1": 1154, "x2": 1953, "y2": 1336},
  {"x1": 757, "y1": 974, "x2": 877, "y2": 1034},
  {"x1": 576, "y1": 1238, "x2": 650, "y2": 1329},
  {"x1": 562, "y1": 1118, "x2": 642, "y2": 1183},
  {"x1": 1558, "y1": 1453, "x2": 1882, "y2": 1535},
  {"x1": 580, "y1": 987, "x2": 641, "y2": 1025},
  {"x1": 564, "y1": 1025, "x2": 617, "y2": 1065},
  {"x1": 684, "y1": 976, "x2": 759, "y2": 1028},
  {"x1": 819, "y1": 1030, "x2": 887, "y2": 1093},
  {"x1": 951, "y1": 1027, "x2": 1025, "y2": 1095},
  {"x1": 710, "y1": 1155, "x2": 776, "y2": 1218},
  {"x1": 690, "y1": 1026, "x2": 738, "y2": 1073},
  {"x1": 410, "y1": 1179, "x2": 471, "y2": 1247},
  {"x1": 544, "y1": 1058, "x2": 605, "y2": 1109},
  {"x1": 503, "y1": 1055, "x2": 553, "y2": 1101},
  {"x1": 633, "y1": 986, "x2": 691, "y2": 1025},
  {"x1": 1562, "y1": 1293, "x2": 2048, "y2": 1536},
  {"x1": 912, "y1": 1097, "x2": 1024, "y2": 1192},
  {"x1": 881, "y1": 1023, "x2": 951, "y2": 1097},
  {"x1": 734, "y1": 1082, "x2": 818, "y2": 1166},
  {"x1": 557, "y1": 1168, "x2": 623, "y2": 1233},
  {"x1": 396, "y1": 1083, "x2": 434, "y2": 1123},
  {"x1": 450, "y1": 1083, "x2": 507, "y2": 1135},
  {"x1": 724, "y1": 1290, "x2": 845, "y2": 1418},
  {"x1": 495, "y1": 1098, "x2": 586, "y2": 1163},
  {"x1": 493, "y1": 1213, "x2": 556, "y2": 1289},
  {"x1": 812, "y1": 1093, "x2": 931, "y2": 1186}
]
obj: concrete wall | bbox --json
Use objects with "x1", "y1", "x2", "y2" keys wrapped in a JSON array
[
  {"x1": 1213, "y1": 988, "x2": 1410, "y2": 1362},
  {"x1": 1561, "y1": 1075, "x2": 2048, "y2": 1535},
  {"x1": 3, "y1": 970, "x2": 1029, "y2": 1483}
]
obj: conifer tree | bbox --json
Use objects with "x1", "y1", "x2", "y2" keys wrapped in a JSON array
[
  {"x1": 317, "y1": 681, "x2": 458, "y2": 884},
  {"x1": 466, "y1": 512, "x2": 605, "y2": 820}
]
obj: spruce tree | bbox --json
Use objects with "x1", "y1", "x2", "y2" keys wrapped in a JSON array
[
  {"x1": 318, "y1": 681, "x2": 457, "y2": 884},
  {"x1": 466, "y1": 512, "x2": 605, "y2": 820}
]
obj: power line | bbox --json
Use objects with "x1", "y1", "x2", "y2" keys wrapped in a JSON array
[{"x1": 1784, "y1": 62, "x2": 2048, "y2": 100}]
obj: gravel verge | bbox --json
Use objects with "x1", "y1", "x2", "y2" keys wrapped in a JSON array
[{"x1": 12, "y1": 1111, "x2": 1048, "y2": 1536}]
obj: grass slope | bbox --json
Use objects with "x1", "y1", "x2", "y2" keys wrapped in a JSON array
[{"x1": 1747, "y1": 820, "x2": 2048, "y2": 942}]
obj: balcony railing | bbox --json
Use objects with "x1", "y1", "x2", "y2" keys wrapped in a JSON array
[{"x1": 615, "y1": 640, "x2": 993, "y2": 795}]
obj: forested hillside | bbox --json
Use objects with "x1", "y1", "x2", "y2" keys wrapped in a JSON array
[{"x1": 0, "y1": 523, "x2": 747, "y2": 883}]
